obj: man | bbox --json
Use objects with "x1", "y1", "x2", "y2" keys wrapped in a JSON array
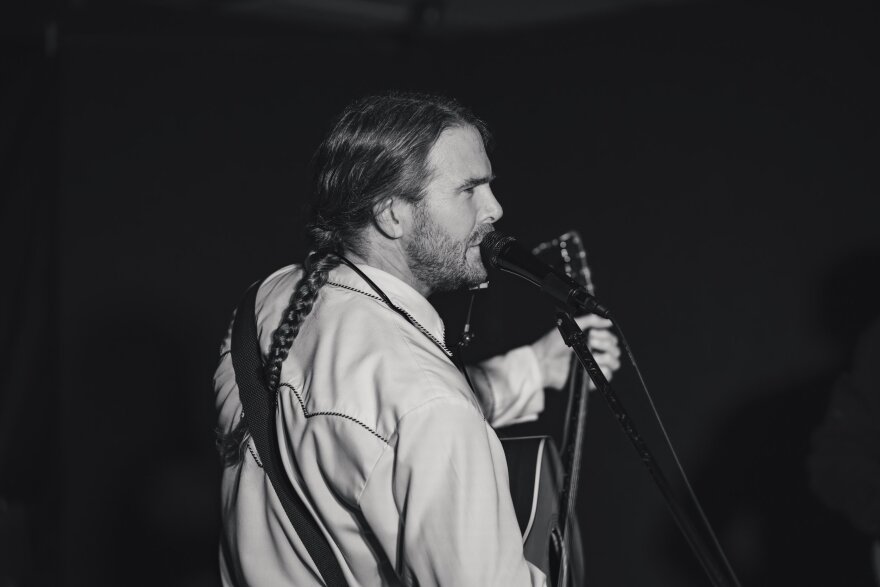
[{"x1": 214, "y1": 92, "x2": 619, "y2": 585}]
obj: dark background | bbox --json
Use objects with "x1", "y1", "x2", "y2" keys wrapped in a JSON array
[{"x1": 2, "y1": 0, "x2": 878, "y2": 584}]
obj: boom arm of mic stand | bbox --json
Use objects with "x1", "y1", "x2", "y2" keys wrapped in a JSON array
[{"x1": 554, "y1": 312, "x2": 741, "y2": 587}]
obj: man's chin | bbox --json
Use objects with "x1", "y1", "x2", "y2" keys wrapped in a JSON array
[
  {"x1": 432, "y1": 265, "x2": 486, "y2": 294},
  {"x1": 463, "y1": 261, "x2": 488, "y2": 288}
]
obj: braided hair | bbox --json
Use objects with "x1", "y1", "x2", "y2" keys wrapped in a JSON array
[{"x1": 218, "y1": 91, "x2": 491, "y2": 466}]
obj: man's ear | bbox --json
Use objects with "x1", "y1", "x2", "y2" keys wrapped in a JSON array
[{"x1": 373, "y1": 197, "x2": 409, "y2": 239}]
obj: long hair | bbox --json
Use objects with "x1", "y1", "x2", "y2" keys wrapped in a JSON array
[{"x1": 218, "y1": 91, "x2": 491, "y2": 466}]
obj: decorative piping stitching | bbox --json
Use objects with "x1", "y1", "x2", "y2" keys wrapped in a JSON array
[
  {"x1": 327, "y1": 280, "x2": 383, "y2": 302},
  {"x1": 280, "y1": 383, "x2": 390, "y2": 445},
  {"x1": 326, "y1": 279, "x2": 483, "y2": 419},
  {"x1": 238, "y1": 411, "x2": 264, "y2": 468},
  {"x1": 246, "y1": 439, "x2": 263, "y2": 467},
  {"x1": 327, "y1": 281, "x2": 452, "y2": 357}
]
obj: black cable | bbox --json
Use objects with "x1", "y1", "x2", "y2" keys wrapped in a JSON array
[{"x1": 610, "y1": 315, "x2": 741, "y2": 586}]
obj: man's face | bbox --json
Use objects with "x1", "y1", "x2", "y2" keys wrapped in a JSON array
[{"x1": 405, "y1": 125, "x2": 503, "y2": 293}]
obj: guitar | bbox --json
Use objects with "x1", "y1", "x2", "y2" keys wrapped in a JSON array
[{"x1": 500, "y1": 230, "x2": 594, "y2": 586}]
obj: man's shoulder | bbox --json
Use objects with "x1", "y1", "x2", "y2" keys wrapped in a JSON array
[
  {"x1": 255, "y1": 263, "x2": 391, "y2": 326},
  {"x1": 309, "y1": 281, "x2": 460, "y2": 386},
  {"x1": 250, "y1": 263, "x2": 483, "y2": 431},
  {"x1": 297, "y1": 279, "x2": 484, "y2": 433},
  {"x1": 257, "y1": 264, "x2": 303, "y2": 309}
]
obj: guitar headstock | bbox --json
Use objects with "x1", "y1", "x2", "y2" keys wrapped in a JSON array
[{"x1": 531, "y1": 230, "x2": 595, "y2": 295}]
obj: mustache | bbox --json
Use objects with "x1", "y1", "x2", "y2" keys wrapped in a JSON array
[{"x1": 470, "y1": 224, "x2": 495, "y2": 246}]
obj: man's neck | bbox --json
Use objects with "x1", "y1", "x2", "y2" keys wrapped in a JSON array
[{"x1": 342, "y1": 246, "x2": 432, "y2": 298}]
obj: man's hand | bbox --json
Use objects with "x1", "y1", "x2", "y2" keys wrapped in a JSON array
[{"x1": 530, "y1": 314, "x2": 621, "y2": 390}]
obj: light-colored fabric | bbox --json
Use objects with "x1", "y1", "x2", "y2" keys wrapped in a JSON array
[
  {"x1": 214, "y1": 263, "x2": 547, "y2": 586},
  {"x1": 467, "y1": 346, "x2": 545, "y2": 427}
]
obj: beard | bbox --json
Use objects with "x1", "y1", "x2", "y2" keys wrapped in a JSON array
[{"x1": 405, "y1": 203, "x2": 493, "y2": 294}]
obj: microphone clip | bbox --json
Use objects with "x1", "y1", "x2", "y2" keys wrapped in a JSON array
[{"x1": 555, "y1": 312, "x2": 588, "y2": 348}]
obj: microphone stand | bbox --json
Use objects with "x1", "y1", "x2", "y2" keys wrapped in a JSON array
[{"x1": 554, "y1": 312, "x2": 741, "y2": 587}]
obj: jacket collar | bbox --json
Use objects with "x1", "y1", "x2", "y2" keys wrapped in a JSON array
[{"x1": 327, "y1": 262, "x2": 447, "y2": 347}]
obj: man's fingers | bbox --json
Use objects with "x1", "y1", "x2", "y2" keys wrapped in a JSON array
[
  {"x1": 588, "y1": 338, "x2": 621, "y2": 356},
  {"x1": 588, "y1": 333, "x2": 621, "y2": 356},
  {"x1": 587, "y1": 329, "x2": 618, "y2": 344},
  {"x1": 590, "y1": 347, "x2": 622, "y2": 364},
  {"x1": 594, "y1": 355, "x2": 621, "y2": 372},
  {"x1": 573, "y1": 314, "x2": 613, "y2": 331},
  {"x1": 586, "y1": 324, "x2": 621, "y2": 377},
  {"x1": 587, "y1": 328, "x2": 616, "y2": 339}
]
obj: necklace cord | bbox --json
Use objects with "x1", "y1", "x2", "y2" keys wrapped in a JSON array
[{"x1": 334, "y1": 256, "x2": 474, "y2": 391}]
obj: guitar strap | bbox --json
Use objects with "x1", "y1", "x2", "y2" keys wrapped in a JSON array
[
  {"x1": 232, "y1": 263, "x2": 472, "y2": 584},
  {"x1": 231, "y1": 281, "x2": 347, "y2": 586}
]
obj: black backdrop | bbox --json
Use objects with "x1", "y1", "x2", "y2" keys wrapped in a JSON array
[{"x1": 2, "y1": 2, "x2": 879, "y2": 585}]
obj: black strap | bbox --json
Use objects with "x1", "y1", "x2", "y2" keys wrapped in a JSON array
[{"x1": 231, "y1": 281, "x2": 347, "y2": 586}]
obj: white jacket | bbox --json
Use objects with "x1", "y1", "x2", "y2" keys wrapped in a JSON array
[{"x1": 214, "y1": 262, "x2": 548, "y2": 586}]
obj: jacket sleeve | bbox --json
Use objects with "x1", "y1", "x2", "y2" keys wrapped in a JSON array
[
  {"x1": 387, "y1": 397, "x2": 546, "y2": 586},
  {"x1": 467, "y1": 345, "x2": 546, "y2": 428}
]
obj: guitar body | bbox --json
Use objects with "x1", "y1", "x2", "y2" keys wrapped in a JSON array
[{"x1": 501, "y1": 436, "x2": 585, "y2": 585}]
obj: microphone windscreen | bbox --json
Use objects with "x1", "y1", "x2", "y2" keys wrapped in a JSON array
[{"x1": 479, "y1": 231, "x2": 515, "y2": 268}]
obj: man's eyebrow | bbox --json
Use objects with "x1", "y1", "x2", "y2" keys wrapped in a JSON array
[{"x1": 457, "y1": 174, "x2": 496, "y2": 191}]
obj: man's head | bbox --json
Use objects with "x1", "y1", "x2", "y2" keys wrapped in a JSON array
[
  {"x1": 309, "y1": 92, "x2": 502, "y2": 294},
  {"x1": 259, "y1": 92, "x2": 501, "y2": 400},
  {"x1": 403, "y1": 125, "x2": 500, "y2": 292}
]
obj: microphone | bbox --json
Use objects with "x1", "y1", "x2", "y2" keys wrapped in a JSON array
[{"x1": 480, "y1": 231, "x2": 611, "y2": 318}]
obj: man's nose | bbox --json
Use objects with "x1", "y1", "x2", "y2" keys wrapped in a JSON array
[{"x1": 482, "y1": 187, "x2": 503, "y2": 224}]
